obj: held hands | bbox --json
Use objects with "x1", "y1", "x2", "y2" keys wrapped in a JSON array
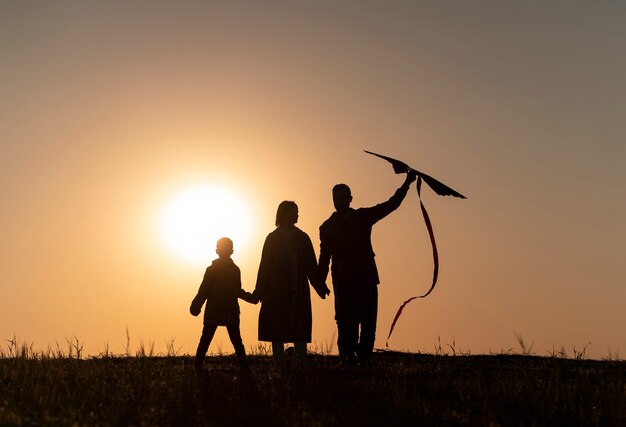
[
  {"x1": 315, "y1": 283, "x2": 331, "y2": 299},
  {"x1": 241, "y1": 290, "x2": 260, "y2": 305}
]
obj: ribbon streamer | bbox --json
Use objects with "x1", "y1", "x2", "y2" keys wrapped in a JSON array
[{"x1": 385, "y1": 177, "x2": 439, "y2": 346}]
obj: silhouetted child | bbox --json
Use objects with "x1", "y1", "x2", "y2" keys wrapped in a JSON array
[{"x1": 190, "y1": 237, "x2": 257, "y2": 371}]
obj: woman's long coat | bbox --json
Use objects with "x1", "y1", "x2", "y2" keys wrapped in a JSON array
[{"x1": 254, "y1": 226, "x2": 324, "y2": 343}]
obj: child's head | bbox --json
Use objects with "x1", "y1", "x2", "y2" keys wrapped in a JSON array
[{"x1": 216, "y1": 237, "x2": 234, "y2": 258}]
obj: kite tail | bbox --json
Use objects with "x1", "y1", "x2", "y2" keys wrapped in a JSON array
[
  {"x1": 417, "y1": 192, "x2": 439, "y2": 298},
  {"x1": 385, "y1": 296, "x2": 418, "y2": 347},
  {"x1": 386, "y1": 177, "x2": 440, "y2": 346}
]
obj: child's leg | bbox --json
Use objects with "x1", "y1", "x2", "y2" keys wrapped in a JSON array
[
  {"x1": 294, "y1": 341, "x2": 307, "y2": 368},
  {"x1": 271, "y1": 342, "x2": 284, "y2": 369},
  {"x1": 225, "y1": 324, "x2": 248, "y2": 369},
  {"x1": 195, "y1": 324, "x2": 218, "y2": 370}
]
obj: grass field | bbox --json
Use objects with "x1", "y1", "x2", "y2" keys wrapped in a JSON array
[{"x1": 1, "y1": 345, "x2": 625, "y2": 426}]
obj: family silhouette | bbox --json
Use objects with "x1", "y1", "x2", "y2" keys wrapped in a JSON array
[{"x1": 190, "y1": 172, "x2": 417, "y2": 371}]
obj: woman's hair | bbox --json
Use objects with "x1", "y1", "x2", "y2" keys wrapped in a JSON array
[{"x1": 275, "y1": 200, "x2": 298, "y2": 226}]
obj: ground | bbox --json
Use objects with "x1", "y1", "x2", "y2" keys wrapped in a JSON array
[{"x1": 1, "y1": 351, "x2": 625, "y2": 426}]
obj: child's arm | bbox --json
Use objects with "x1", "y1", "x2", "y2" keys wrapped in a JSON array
[
  {"x1": 190, "y1": 268, "x2": 211, "y2": 316},
  {"x1": 189, "y1": 295, "x2": 203, "y2": 316},
  {"x1": 234, "y1": 265, "x2": 258, "y2": 304},
  {"x1": 238, "y1": 289, "x2": 259, "y2": 304}
]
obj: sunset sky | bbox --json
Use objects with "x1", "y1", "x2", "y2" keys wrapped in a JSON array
[{"x1": 2, "y1": 1, "x2": 625, "y2": 359}]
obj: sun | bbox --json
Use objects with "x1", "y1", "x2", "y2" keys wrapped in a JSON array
[{"x1": 158, "y1": 184, "x2": 253, "y2": 265}]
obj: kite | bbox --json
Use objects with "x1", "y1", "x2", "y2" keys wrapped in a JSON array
[{"x1": 363, "y1": 150, "x2": 466, "y2": 346}]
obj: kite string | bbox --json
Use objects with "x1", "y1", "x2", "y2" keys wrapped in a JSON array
[{"x1": 386, "y1": 176, "x2": 440, "y2": 346}]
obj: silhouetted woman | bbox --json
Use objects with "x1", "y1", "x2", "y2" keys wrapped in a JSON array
[{"x1": 253, "y1": 201, "x2": 330, "y2": 368}]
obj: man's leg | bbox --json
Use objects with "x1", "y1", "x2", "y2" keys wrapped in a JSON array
[
  {"x1": 226, "y1": 323, "x2": 249, "y2": 369},
  {"x1": 294, "y1": 341, "x2": 307, "y2": 368},
  {"x1": 358, "y1": 284, "x2": 378, "y2": 367},
  {"x1": 195, "y1": 324, "x2": 218, "y2": 370},
  {"x1": 337, "y1": 320, "x2": 359, "y2": 366},
  {"x1": 334, "y1": 282, "x2": 358, "y2": 365},
  {"x1": 272, "y1": 342, "x2": 285, "y2": 369}
]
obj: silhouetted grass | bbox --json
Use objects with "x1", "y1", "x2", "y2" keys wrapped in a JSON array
[{"x1": 1, "y1": 348, "x2": 625, "y2": 426}]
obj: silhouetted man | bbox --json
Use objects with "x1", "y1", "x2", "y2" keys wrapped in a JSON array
[{"x1": 319, "y1": 172, "x2": 416, "y2": 366}]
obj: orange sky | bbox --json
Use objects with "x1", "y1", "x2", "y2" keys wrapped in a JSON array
[{"x1": 1, "y1": 2, "x2": 625, "y2": 359}]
